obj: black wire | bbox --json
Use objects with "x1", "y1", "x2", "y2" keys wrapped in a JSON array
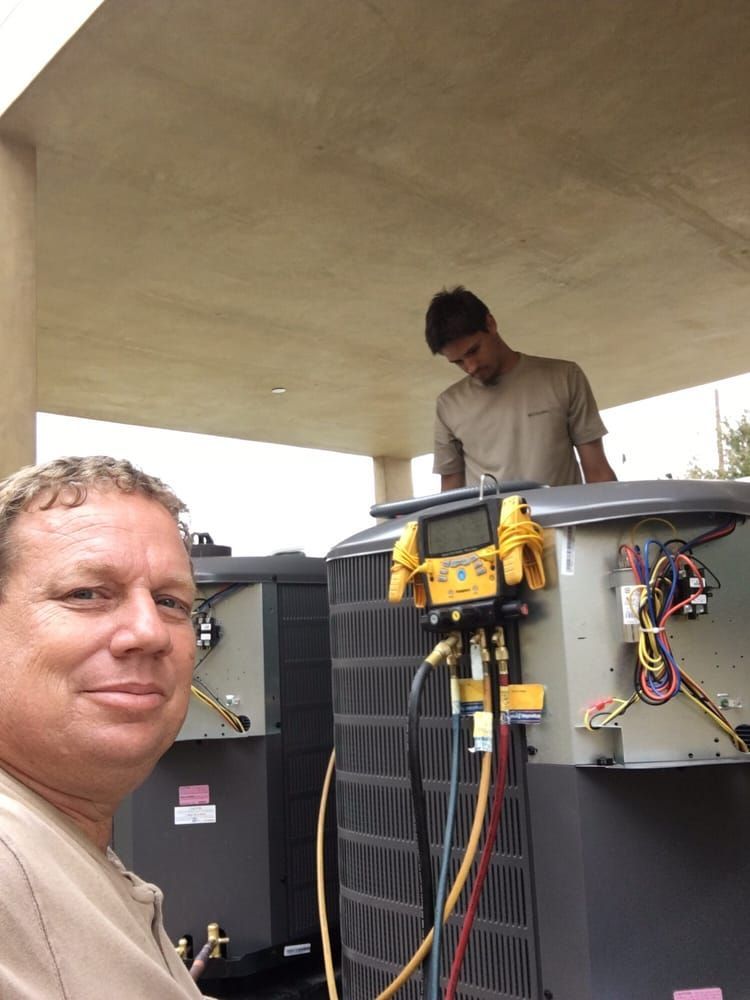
[
  {"x1": 407, "y1": 658, "x2": 436, "y2": 945},
  {"x1": 192, "y1": 673, "x2": 221, "y2": 701},
  {"x1": 685, "y1": 555, "x2": 721, "y2": 590},
  {"x1": 633, "y1": 658, "x2": 674, "y2": 706},
  {"x1": 587, "y1": 711, "x2": 616, "y2": 730},
  {"x1": 677, "y1": 517, "x2": 738, "y2": 553},
  {"x1": 193, "y1": 644, "x2": 216, "y2": 673},
  {"x1": 194, "y1": 582, "x2": 247, "y2": 614},
  {"x1": 662, "y1": 541, "x2": 722, "y2": 589},
  {"x1": 192, "y1": 583, "x2": 248, "y2": 670}
]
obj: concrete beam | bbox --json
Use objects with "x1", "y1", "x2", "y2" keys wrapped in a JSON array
[
  {"x1": 373, "y1": 456, "x2": 413, "y2": 506},
  {"x1": 0, "y1": 138, "x2": 36, "y2": 477}
]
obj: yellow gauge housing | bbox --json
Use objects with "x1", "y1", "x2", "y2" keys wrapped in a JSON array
[{"x1": 422, "y1": 542, "x2": 501, "y2": 607}]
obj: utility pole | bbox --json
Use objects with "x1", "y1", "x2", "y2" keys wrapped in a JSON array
[{"x1": 715, "y1": 388, "x2": 725, "y2": 475}]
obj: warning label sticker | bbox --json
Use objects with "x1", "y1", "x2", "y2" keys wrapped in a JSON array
[
  {"x1": 673, "y1": 988, "x2": 723, "y2": 1000},
  {"x1": 174, "y1": 805, "x2": 216, "y2": 825},
  {"x1": 178, "y1": 784, "x2": 210, "y2": 806}
]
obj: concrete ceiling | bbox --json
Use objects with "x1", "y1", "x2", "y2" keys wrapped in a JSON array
[{"x1": 1, "y1": 0, "x2": 749, "y2": 459}]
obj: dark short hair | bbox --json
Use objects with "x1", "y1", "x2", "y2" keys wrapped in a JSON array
[
  {"x1": 0, "y1": 455, "x2": 190, "y2": 594},
  {"x1": 425, "y1": 286, "x2": 491, "y2": 354}
]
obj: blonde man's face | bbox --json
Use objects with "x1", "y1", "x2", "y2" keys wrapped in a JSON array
[{"x1": 0, "y1": 489, "x2": 196, "y2": 797}]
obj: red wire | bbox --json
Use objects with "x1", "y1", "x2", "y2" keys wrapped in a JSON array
[
  {"x1": 621, "y1": 544, "x2": 645, "y2": 583},
  {"x1": 444, "y1": 692, "x2": 510, "y2": 999},
  {"x1": 686, "y1": 520, "x2": 737, "y2": 547}
]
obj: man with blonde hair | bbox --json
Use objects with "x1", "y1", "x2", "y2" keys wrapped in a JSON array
[{"x1": 0, "y1": 456, "x2": 208, "y2": 998}]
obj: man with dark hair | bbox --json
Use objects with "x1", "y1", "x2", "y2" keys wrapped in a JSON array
[
  {"x1": 0, "y1": 456, "x2": 209, "y2": 998},
  {"x1": 425, "y1": 286, "x2": 616, "y2": 490}
]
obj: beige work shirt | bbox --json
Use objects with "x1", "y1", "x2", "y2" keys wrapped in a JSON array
[
  {"x1": 0, "y1": 767, "x2": 208, "y2": 999},
  {"x1": 433, "y1": 353, "x2": 607, "y2": 487}
]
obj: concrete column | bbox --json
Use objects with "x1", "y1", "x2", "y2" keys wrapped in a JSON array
[
  {"x1": 373, "y1": 455, "x2": 413, "y2": 505},
  {"x1": 0, "y1": 138, "x2": 36, "y2": 479}
]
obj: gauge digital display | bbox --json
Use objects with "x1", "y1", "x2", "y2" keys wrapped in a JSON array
[{"x1": 424, "y1": 506, "x2": 493, "y2": 557}]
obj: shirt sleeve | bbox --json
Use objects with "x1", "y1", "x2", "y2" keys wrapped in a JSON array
[
  {"x1": 566, "y1": 363, "x2": 608, "y2": 446},
  {"x1": 432, "y1": 398, "x2": 465, "y2": 476}
]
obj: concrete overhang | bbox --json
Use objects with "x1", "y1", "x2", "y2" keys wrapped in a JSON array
[{"x1": 1, "y1": 0, "x2": 749, "y2": 459}]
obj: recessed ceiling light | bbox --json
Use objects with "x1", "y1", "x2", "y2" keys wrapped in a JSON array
[{"x1": 271, "y1": 387, "x2": 286, "y2": 394}]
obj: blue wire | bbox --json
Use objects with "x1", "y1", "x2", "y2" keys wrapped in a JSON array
[
  {"x1": 427, "y1": 711, "x2": 461, "y2": 1000},
  {"x1": 642, "y1": 540, "x2": 681, "y2": 699},
  {"x1": 632, "y1": 545, "x2": 646, "y2": 585}
]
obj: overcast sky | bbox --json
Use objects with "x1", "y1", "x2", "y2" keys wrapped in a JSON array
[{"x1": 35, "y1": 371, "x2": 749, "y2": 558}]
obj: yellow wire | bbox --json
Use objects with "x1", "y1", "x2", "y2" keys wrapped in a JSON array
[
  {"x1": 627, "y1": 517, "x2": 677, "y2": 550},
  {"x1": 317, "y1": 750, "x2": 339, "y2": 1000},
  {"x1": 615, "y1": 543, "x2": 748, "y2": 755},
  {"x1": 679, "y1": 670, "x2": 750, "y2": 752},
  {"x1": 583, "y1": 693, "x2": 638, "y2": 731},
  {"x1": 190, "y1": 685, "x2": 245, "y2": 733}
]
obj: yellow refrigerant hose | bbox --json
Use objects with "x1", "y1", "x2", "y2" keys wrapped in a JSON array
[
  {"x1": 317, "y1": 749, "x2": 339, "y2": 1000},
  {"x1": 375, "y1": 747, "x2": 492, "y2": 1000},
  {"x1": 316, "y1": 741, "x2": 493, "y2": 1000}
]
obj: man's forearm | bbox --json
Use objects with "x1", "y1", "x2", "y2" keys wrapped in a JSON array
[
  {"x1": 441, "y1": 472, "x2": 466, "y2": 492},
  {"x1": 577, "y1": 439, "x2": 617, "y2": 483}
]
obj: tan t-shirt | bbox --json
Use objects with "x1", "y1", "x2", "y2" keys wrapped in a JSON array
[
  {"x1": 0, "y1": 767, "x2": 208, "y2": 1000},
  {"x1": 433, "y1": 353, "x2": 607, "y2": 487}
]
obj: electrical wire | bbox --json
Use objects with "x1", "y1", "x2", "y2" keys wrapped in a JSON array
[
  {"x1": 596, "y1": 520, "x2": 749, "y2": 751},
  {"x1": 317, "y1": 749, "x2": 339, "y2": 1000},
  {"x1": 191, "y1": 584, "x2": 246, "y2": 673},
  {"x1": 627, "y1": 517, "x2": 677, "y2": 551},
  {"x1": 193, "y1": 644, "x2": 217, "y2": 673},
  {"x1": 678, "y1": 517, "x2": 739, "y2": 552},
  {"x1": 190, "y1": 681, "x2": 246, "y2": 733},
  {"x1": 407, "y1": 657, "x2": 437, "y2": 943},
  {"x1": 193, "y1": 582, "x2": 247, "y2": 614},
  {"x1": 584, "y1": 694, "x2": 639, "y2": 731},
  {"x1": 189, "y1": 583, "x2": 250, "y2": 728}
]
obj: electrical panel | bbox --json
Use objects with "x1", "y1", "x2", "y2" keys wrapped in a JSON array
[
  {"x1": 521, "y1": 511, "x2": 750, "y2": 766},
  {"x1": 180, "y1": 582, "x2": 269, "y2": 739}
]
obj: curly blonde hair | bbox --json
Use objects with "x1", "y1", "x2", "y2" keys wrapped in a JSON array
[{"x1": 0, "y1": 456, "x2": 190, "y2": 591}]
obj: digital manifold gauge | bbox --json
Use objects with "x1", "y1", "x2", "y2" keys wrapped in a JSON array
[{"x1": 389, "y1": 495, "x2": 542, "y2": 631}]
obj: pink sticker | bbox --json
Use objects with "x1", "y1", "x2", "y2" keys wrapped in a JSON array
[
  {"x1": 178, "y1": 784, "x2": 210, "y2": 806},
  {"x1": 673, "y1": 990, "x2": 723, "y2": 1000}
]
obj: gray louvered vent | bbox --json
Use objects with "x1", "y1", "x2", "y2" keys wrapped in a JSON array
[{"x1": 327, "y1": 551, "x2": 539, "y2": 999}]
